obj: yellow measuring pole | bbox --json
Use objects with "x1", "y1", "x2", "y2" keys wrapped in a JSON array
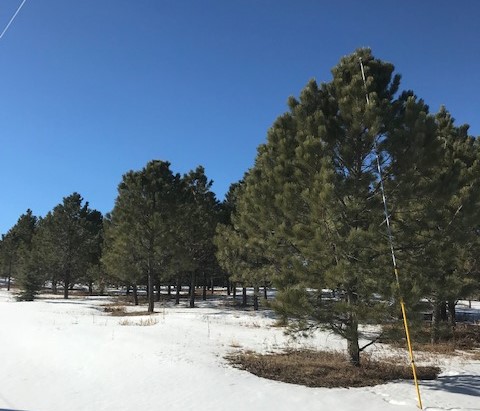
[{"x1": 359, "y1": 58, "x2": 423, "y2": 409}]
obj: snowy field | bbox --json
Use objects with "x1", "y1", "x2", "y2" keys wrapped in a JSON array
[{"x1": 0, "y1": 289, "x2": 479, "y2": 411}]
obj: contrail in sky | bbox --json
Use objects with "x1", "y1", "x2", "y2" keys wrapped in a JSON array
[{"x1": 0, "y1": 0, "x2": 27, "y2": 41}]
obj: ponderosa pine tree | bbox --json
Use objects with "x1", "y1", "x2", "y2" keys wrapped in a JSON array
[
  {"x1": 0, "y1": 210, "x2": 40, "y2": 299},
  {"x1": 181, "y1": 166, "x2": 219, "y2": 308},
  {"x1": 34, "y1": 193, "x2": 102, "y2": 299},
  {"x1": 102, "y1": 214, "x2": 145, "y2": 305},
  {"x1": 0, "y1": 233, "x2": 16, "y2": 291},
  {"x1": 104, "y1": 160, "x2": 187, "y2": 313},
  {"x1": 388, "y1": 106, "x2": 480, "y2": 342},
  {"x1": 216, "y1": 48, "x2": 466, "y2": 365}
]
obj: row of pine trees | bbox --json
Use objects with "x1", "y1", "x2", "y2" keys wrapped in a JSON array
[{"x1": 1, "y1": 49, "x2": 479, "y2": 366}]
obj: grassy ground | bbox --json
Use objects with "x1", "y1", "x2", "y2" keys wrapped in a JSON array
[{"x1": 227, "y1": 350, "x2": 440, "y2": 388}]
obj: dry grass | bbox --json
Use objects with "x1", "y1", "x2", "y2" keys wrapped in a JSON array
[
  {"x1": 103, "y1": 303, "x2": 156, "y2": 317},
  {"x1": 103, "y1": 305, "x2": 127, "y2": 316},
  {"x1": 227, "y1": 350, "x2": 440, "y2": 388},
  {"x1": 381, "y1": 323, "x2": 480, "y2": 355},
  {"x1": 118, "y1": 317, "x2": 159, "y2": 326}
]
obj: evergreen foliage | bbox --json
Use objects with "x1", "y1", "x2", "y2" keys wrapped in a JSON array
[{"x1": 215, "y1": 48, "x2": 480, "y2": 364}]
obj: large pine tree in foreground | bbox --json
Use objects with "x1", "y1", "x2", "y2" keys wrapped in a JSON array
[{"x1": 216, "y1": 48, "x2": 479, "y2": 365}]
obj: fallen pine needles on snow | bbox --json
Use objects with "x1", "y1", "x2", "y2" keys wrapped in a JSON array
[{"x1": 227, "y1": 350, "x2": 440, "y2": 388}]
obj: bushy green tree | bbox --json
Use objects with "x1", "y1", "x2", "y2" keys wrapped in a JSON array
[
  {"x1": 103, "y1": 160, "x2": 188, "y2": 312},
  {"x1": 216, "y1": 48, "x2": 476, "y2": 365},
  {"x1": 0, "y1": 210, "x2": 40, "y2": 299},
  {"x1": 181, "y1": 166, "x2": 220, "y2": 307},
  {"x1": 33, "y1": 193, "x2": 103, "y2": 298}
]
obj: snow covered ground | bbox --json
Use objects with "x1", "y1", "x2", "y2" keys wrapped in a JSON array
[{"x1": 0, "y1": 290, "x2": 479, "y2": 411}]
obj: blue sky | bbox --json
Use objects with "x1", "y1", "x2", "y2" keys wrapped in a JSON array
[{"x1": 1, "y1": 0, "x2": 479, "y2": 234}]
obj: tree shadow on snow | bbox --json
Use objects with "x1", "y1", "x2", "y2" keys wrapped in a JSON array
[{"x1": 421, "y1": 374, "x2": 480, "y2": 397}]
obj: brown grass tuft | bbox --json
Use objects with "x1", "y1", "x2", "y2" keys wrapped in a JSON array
[{"x1": 227, "y1": 350, "x2": 440, "y2": 388}]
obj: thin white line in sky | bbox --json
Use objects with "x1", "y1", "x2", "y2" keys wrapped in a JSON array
[{"x1": 0, "y1": 0, "x2": 27, "y2": 41}]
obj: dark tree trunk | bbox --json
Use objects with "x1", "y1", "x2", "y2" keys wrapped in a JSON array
[
  {"x1": 63, "y1": 270, "x2": 70, "y2": 299},
  {"x1": 447, "y1": 300, "x2": 456, "y2": 326},
  {"x1": 175, "y1": 277, "x2": 181, "y2": 305},
  {"x1": 189, "y1": 271, "x2": 196, "y2": 308},
  {"x1": 226, "y1": 278, "x2": 231, "y2": 296},
  {"x1": 253, "y1": 286, "x2": 259, "y2": 311},
  {"x1": 133, "y1": 284, "x2": 138, "y2": 306},
  {"x1": 7, "y1": 260, "x2": 12, "y2": 291},
  {"x1": 202, "y1": 272, "x2": 207, "y2": 301},
  {"x1": 232, "y1": 283, "x2": 237, "y2": 300},
  {"x1": 167, "y1": 284, "x2": 171, "y2": 296},
  {"x1": 88, "y1": 281, "x2": 93, "y2": 295},
  {"x1": 440, "y1": 301, "x2": 448, "y2": 322},
  {"x1": 431, "y1": 301, "x2": 442, "y2": 344},
  {"x1": 126, "y1": 285, "x2": 131, "y2": 296},
  {"x1": 210, "y1": 278, "x2": 214, "y2": 295},
  {"x1": 447, "y1": 299, "x2": 456, "y2": 331},
  {"x1": 242, "y1": 287, "x2": 247, "y2": 307},
  {"x1": 147, "y1": 271, "x2": 154, "y2": 313},
  {"x1": 156, "y1": 279, "x2": 161, "y2": 302},
  {"x1": 346, "y1": 289, "x2": 360, "y2": 366},
  {"x1": 52, "y1": 279, "x2": 57, "y2": 294},
  {"x1": 263, "y1": 285, "x2": 268, "y2": 300}
]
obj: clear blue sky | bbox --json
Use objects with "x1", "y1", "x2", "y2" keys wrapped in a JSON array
[{"x1": 1, "y1": 0, "x2": 479, "y2": 234}]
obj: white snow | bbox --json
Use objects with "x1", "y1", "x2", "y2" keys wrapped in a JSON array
[{"x1": 0, "y1": 290, "x2": 479, "y2": 411}]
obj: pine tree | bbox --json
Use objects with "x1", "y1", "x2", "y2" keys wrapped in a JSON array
[
  {"x1": 33, "y1": 194, "x2": 102, "y2": 298},
  {"x1": 390, "y1": 106, "x2": 480, "y2": 342},
  {"x1": 181, "y1": 166, "x2": 219, "y2": 308},
  {"x1": 2, "y1": 210, "x2": 40, "y2": 300},
  {"x1": 104, "y1": 160, "x2": 186, "y2": 313},
  {"x1": 216, "y1": 48, "x2": 465, "y2": 365}
]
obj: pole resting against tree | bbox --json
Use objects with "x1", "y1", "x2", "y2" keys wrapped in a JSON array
[{"x1": 359, "y1": 58, "x2": 423, "y2": 410}]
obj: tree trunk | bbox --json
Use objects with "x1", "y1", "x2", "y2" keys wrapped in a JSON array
[
  {"x1": 156, "y1": 279, "x2": 161, "y2": 302},
  {"x1": 253, "y1": 286, "x2": 259, "y2": 311},
  {"x1": 263, "y1": 285, "x2": 268, "y2": 300},
  {"x1": 7, "y1": 260, "x2": 12, "y2": 291},
  {"x1": 126, "y1": 285, "x2": 131, "y2": 296},
  {"x1": 431, "y1": 301, "x2": 442, "y2": 344},
  {"x1": 63, "y1": 270, "x2": 70, "y2": 299},
  {"x1": 52, "y1": 279, "x2": 57, "y2": 294},
  {"x1": 202, "y1": 272, "x2": 207, "y2": 301},
  {"x1": 232, "y1": 283, "x2": 237, "y2": 300},
  {"x1": 147, "y1": 270, "x2": 154, "y2": 313},
  {"x1": 226, "y1": 278, "x2": 231, "y2": 296},
  {"x1": 211, "y1": 278, "x2": 214, "y2": 295},
  {"x1": 447, "y1": 300, "x2": 456, "y2": 328},
  {"x1": 175, "y1": 277, "x2": 181, "y2": 305},
  {"x1": 242, "y1": 287, "x2": 247, "y2": 307},
  {"x1": 133, "y1": 284, "x2": 138, "y2": 306},
  {"x1": 167, "y1": 284, "x2": 171, "y2": 296},
  {"x1": 440, "y1": 301, "x2": 448, "y2": 322},
  {"x1": 448, "y1": 299, "x2": 456, "y2": 344},
  {"x1": 189, "y1": 271, "x2": 196, "y2": 308},
  {"x1": 346, "y1": 289, "x2": 360, "y2": 366},
  {"x1": 88, "y1": 281, "x2": 93, "y2": 295}
]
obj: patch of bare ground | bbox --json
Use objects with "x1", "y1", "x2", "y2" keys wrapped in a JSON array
[{"x1": 227, "y1": 350, "x2": 440, "y2": 388}]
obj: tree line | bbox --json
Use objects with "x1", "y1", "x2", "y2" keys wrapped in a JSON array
[{"x1": 1, "y1": 49, "x2": 479, "y2": 366}]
